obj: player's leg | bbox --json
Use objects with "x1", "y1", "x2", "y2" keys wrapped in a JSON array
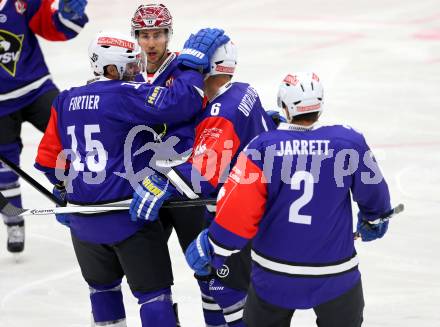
[
  {"x1": 160, "y1": 205, "x2": 207, "y2": 252},
  {"x1": 22, "y1": 88, "x2": 58, "y2": 132},
  {"x1": 0, "y1": 89, "x2": 58, "y2": 253},
  {"x1": 71, "y1": 233, "x2": 127, "y2": 326},
  {"x1": 206, "y1": 244, "x2": 253, "y2": 326},
  {"x1": 163, "y1": 206, "x2": 224, "y2": 325},
  {"x1": 114, "y1": 222, "x2": 176, "y2": 327},
  {"x1": 197, "y1": 275, "x2": 228, "y2": 326},
  {"x1": 313, "y1": 279, "x2": 364, "y2": 327},
  {"x1": 0, "y1": 111, "x2": 24, "y2": 253},
  {"x1": 205, "y1": 276, "x2": 247, "y2": 327},
  {"x1": 243, "y1": 284, "x2": 294, "y2": 327}
]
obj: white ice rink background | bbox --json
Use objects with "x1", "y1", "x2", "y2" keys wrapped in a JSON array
[{"x1": 1, "y1": 0, "x2": 440, "y2": 326}]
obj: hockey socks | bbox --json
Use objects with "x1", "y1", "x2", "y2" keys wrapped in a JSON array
[
  {"x1": 198, "y1": 278, "x2": 247, "y2": 327},
  {"x1": 133, "y1": 287, "x2": 177, "y2": 327},
  {"x1": 89, "y1": 279, "x2": 126, "y2": 326},
  {"x1": 0, "y1": 142, "x2": 24, "y2": 253}
]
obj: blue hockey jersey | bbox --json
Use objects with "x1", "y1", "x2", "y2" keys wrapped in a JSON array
[
  {"x1": 35, "y1": 70, "x2": 204, "y2": 243},
  {"x1": 134, "y1": 52, "x2": 195, "y2": 157},
  {"x1": 174, "y1": 82, "x2": 276, "y2": 197},
  {"x1": 0, "y1": 0, "x2": 88, "y2": 116},
  {"x1": 208, "y1": 122, "x2": 391, "y2": 309}
]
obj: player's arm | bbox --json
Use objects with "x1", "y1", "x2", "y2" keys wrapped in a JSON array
[
  {"x1": 351, "y1": 136, "x2": 391, "y2": 220},
  {"x1": 34, "y1": 101, "x2": 68, "y2": 185},
  {"x1": 28, "y1": 0, "x2": 88, "y2": 41},
  {"x1": 172, "y1": 115, "x2": 242, "y2": 197},
  {"x1": 117, "y1": 70, "x2": 204, "y2": 125},
  {"x1": 185, "y1": 148, "x2": 268, "y2": 273},
  {"x1": 209, "y1": 151, "x2": 268, "y2": 267},
  {"x1": 351, "y1": 135, "x2": 392, "y2": 241}
]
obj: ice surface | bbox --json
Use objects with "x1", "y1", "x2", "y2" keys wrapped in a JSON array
[{"x1": 1, "y1": 0, "x2": 440, "y2": 326}]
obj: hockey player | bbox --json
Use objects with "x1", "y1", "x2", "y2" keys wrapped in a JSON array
[
  {"x1": 34, "y1": 29, "x2": 229, "y2": 327},
  {"x1": 0, "y1": 0, "x2": 88, "y2": 253},
  {"x1": 130, "y1": 3, "x2": 206, "y2": 256},
  {"x1": 130, "y1": 40, "x2": 276, "y2": 326},
  {"x1": 185, "y1": 72, "x2": 392, "y2": 327}
]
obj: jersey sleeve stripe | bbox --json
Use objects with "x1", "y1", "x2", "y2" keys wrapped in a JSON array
[
  {"x1": 208, "y1": 236, "x2": 240, "y2": 257},
  {"x1": 56, "y1": 12, "x2": 84, "y2": 34}
]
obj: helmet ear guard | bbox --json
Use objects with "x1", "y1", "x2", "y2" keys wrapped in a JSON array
[{"x1": 277, "y1": 72, "x2": 324, "y2": 119}]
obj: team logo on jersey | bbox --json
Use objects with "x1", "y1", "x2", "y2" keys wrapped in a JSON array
[
  {"x1": 14, "y1": 0, "x2": 27, "y2": 14},
  {"x1": 0, "y1": 30, "x2": 24, "y2": 76},
  {"x1": 0, "y1": 14, "x2": 7, "y2": 23},
  {"x1": 147, "y1": 86, "x2": 164, "y2": 105},
  {"x1": 216, "y1": 264, "x2": 230, "y2": 278}
]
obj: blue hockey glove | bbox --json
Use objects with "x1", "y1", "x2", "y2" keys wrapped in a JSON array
[
  {"x1": 266, "y1": 110, "x2": 287, "y2": 126},
  {"x1": 59, "y1": 0, "x2": 87, "y2": 20},
  {"x1": 185, "y1": 229, "x2": 213, "y2": 276},
  {"x1": 53, "y1": 184, "x2": 70, "y2": 227},
  {"x1": 130, "y1": 173, "x2": 176, "y2": 222},
  {"x1": 178, "y1": 28, "x2": 230, "y2": 73},
  {"x1": 356, "y1": 212, "x2": 389, "y2": 242}
]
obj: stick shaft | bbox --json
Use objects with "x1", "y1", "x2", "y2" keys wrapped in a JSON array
[
  {"x1": 0, "y1": 154, "x2": 64, "y2": 206},
  {"x1": 0, "y1": 192, "x2": 216, "y2": 217}
]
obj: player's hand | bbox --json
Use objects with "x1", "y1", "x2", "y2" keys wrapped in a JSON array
[
  {"x1": 53, "y1": 183, "x2": 70, "y2": 227},
  {"x1": 178, "y1": 28, "x2": 230, "y2": 73},
  {"x1": 129, "y1": 173, "x2": 175, "y2": 222},
  {"x1": 185, "y1": 229, "x2": 213, "y2": 276},
  {"x1": 356, "y1": 212, "x2": 389, "y2": 242},
  {"x1": 59, "y1": 0, "x2": 87, "y2": 20},
  {"x1": 266, "y1": 110, "x2": 287, "y2": 126}
]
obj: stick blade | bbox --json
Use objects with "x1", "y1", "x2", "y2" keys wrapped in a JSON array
[{"x1": 394, "y1": 203, "x2": 405, "y2": 215}]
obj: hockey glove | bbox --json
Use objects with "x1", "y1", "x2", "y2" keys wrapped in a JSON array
[
  {"x1": 178, "y1": 28, "x2": 230, "y2": 73},
  {"x1": 185, "y1": 229, "x2": 213, "y2": 276},
  {"x1": 356, "y1": 212, "x2": 389, "y2": 242},
  {"x1": 53, "y1": 183, "x2": 70, "y2": 227},
  {"x1": 130, "y1": 173, "x2": 176, "y2": 222},
  {"x1": 266, "y1": 110, "x2": 287, "y2": 127},
  {"x1": 59, "y1": 0, "x2": 87, "y2": 20}
]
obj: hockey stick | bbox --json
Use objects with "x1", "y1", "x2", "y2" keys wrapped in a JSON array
[
  {"x1": 368, "y1": 203, "x2": 405, "y2": 225},
  {"x1": 0, "y1": 154, "x2": 64, "y2": 206},
  {"x1": 354, "y1": 203, "x2": 405, "y2": 239},
  {"x1": 0, "y1": 192, "x2": 215, "y2": 217},
  {"x1": 0, "y1": 154, "x2": 216, "y2": 212}
]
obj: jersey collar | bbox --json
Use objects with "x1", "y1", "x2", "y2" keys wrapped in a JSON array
[
  {"x1": 278, "y1": 122, "x2": 321, "y2": 131},
  {"x1": 210, "y1": 81, "x2": 233, "y2": 102},
  {"x1": 143, "y1": 52, "x2": 176, "y2": 84},
  {"x1": 86, "y1": 76, "x2": 113, "y2": 84}
]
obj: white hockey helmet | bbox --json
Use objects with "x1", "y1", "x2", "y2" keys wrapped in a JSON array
[
  {"x1": 131, "y1": 3, "x2": 173, "y2": 38},
  {"x1": 277, "y1": 72, "x2": 324, "y2": 118},
  {"x1": 207, "y1": 40, "x2": 237, "y2": 77},
  {"x1": 88, "y1": 31, "x2": 142, "y2": 79}
]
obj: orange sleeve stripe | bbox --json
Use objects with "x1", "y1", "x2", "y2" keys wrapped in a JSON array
[
  {"x1": 35, "y1": 107, "x2": 66, "y2": 169},
  {"x1": 29, "y1": 0, "x2": 67, "y2": 41},
  {"x1": 189, "y1": 116, "x2": 240, "y2": 189},
  {"x1": 215, "y1": 154, "x2": 268, "y2": 239}
]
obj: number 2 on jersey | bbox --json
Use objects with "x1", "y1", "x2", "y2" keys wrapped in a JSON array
[
  {"x1": 67, "y1": 124, "x2": 108, "y2": 172},
  {"x1": 289, "y1": 171, "x2": 314, "y2": 225}
]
